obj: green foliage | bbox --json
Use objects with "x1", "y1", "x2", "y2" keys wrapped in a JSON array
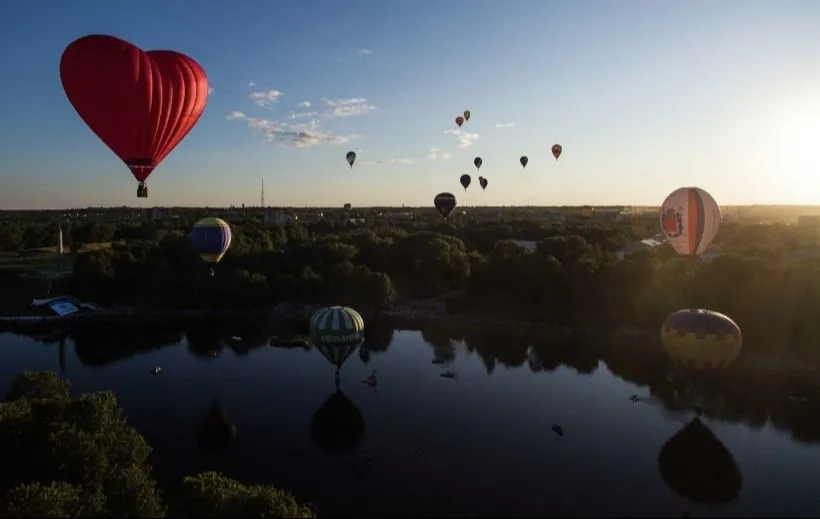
[
  {"x1": 171, "y1": 472, "x2": 314, "y2": 518},
  {"x1": 0, "y1": 371, "x2": 314, "y2": 518}
]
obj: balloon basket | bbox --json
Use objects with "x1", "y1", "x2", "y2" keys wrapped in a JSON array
[{"x1": 137, "y1": 184, "x2": 148, "y2": 198}]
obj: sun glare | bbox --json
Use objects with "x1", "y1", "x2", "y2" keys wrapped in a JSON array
[{"x1": 772, "y1": 111, "x2": 820, "y2": 200}]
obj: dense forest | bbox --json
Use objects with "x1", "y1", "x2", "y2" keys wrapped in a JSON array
[{"x1": 2, "y1": 213, "x2": 820, "y2": 361}]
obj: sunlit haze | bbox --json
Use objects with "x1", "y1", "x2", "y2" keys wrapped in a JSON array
[{"x1": 1, "y1": 0, "x2": 819, "y2": 209}]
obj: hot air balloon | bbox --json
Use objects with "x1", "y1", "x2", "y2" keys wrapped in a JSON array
[
  {"x1": 460, "y1": 174, "x2": 471, "y2": 191},
  {"x1": 345, "y1": 151, "x2": 357, "y2": 168},
  {"x1": 520, "y1": 156, "x2": 528, "y2": 168},
  {"x1": 434, "y1": 192, "x2": 457, "y2": 218},
  {"x1": 473, "y1": 157, "x2": 482, "y2": 170},
  {"x1": 580, "y1": 205, "x2": 594, "y2": 218},
  {"x1": 455, "y1": 116, "x2": 464, "y2": 128},
  {"x1": 463, "y1": 110, "x2": 471, "y2": 121},
  {"x1": 658, "y1": 417, "x2": 742, "y2": 505},
  {"x1": 551, "y1": 144, "x2": 562, "y2": 160},
  {"x1": 197, "y1": 397, "x2": 237, "y2": 455},
  {"x1": 660, "y1": 187, "x2": 721, "y2": 257},
  {"x1": 191, "y1": 217, "x2": 232, "y2": 276},
  {"x1": 661, "y1": 309, "x2": 742, "y2": 373},
  {"x1": 310, "y1": 306, "x2": 365, "y2": 388},
  {"x1": 479, "y1": 177, "x2": 488, "y2": 190},
  {"x1": 311, "y1": 389, "x2": 366, "y2": 453},
  {"x1": 60, "y1": 35, "x2": 209, "y2": 198},
  {"x1": 343, "y1": 203, "x2": 352, "y2": 211}
]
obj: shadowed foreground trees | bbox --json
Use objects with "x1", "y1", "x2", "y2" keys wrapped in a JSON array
[{"x1": 0, "y1": 371, "x2": 314, "y2": 518}]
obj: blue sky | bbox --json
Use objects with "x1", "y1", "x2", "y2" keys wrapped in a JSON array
[{"x1": 0, "y1": 0, "x2": 819, "y2": 209}]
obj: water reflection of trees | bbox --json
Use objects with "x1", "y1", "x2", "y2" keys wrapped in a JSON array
[
  {"x1": 13, "y1": 319, "x2": 820, "y2": 445},
  {"x1": 412, "y1": 324, "x2": 820, "y2": 445}
]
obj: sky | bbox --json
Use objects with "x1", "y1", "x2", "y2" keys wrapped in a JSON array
[{"x1": 0, "y1": 0, "x2": 819, "y2": 209}]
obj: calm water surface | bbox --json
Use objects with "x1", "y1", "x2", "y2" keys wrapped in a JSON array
[{"x1": 0, "y1": 328, "x2": 818, "y2": 517}]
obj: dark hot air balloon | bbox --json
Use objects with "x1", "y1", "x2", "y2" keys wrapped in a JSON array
[
  {"x1": 455, "y1": 116, "x2": 464, "y2": 128},
  {"x1": 345, "y1": 151, "x2": 357, "y2": 168},
  {"x1": 460, "y1": 174, "x2": 471, "y2": 191},
  {"x1": 520, "y1": 156, "x2": 528, "y2": 168},
  {"x1": 551, "y1": 144, "x2": 562, "y2": 160},
  {"x1": 479, "y1": 177, "x2": 488, "y2": 190},
  {"x1": 463, "y1": 110, "x2": 471, "y2": 121},
  {"x1": 473, "y1": 157, "x2": 482, "y2": 170},
  {"x1": 434, "y1": 192, "x2": 457, "y2": 218},
  {"x1": 343, "y1": 203, "x2": 352, "y2": 211},
  {"x1": 658, "y1": 417, "x2": 742, "y2": 505},
  {"x1": 191, "y1": 217, "x2": 232, "y2": 277},
  {"x1": 580, "y1": 205, "x2": 594, "y2": 218},
  {"x1": 60, "y1": 34, "x2": 209, "y2": 198}
]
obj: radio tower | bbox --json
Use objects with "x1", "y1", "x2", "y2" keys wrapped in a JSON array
[{"x1": 261, "y1": 178, "x2": 265, "y2": 208}]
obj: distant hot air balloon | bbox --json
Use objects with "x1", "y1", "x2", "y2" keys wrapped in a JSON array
[
  {"x1": 473, "y1": 157, "x2": 482, "y2": 170},
  {"x1": 520, "y1": 156, "x2": 528, "y2": 168},
  {"x1": 658, "y1": 417, "x2": 742, "y2": 505},
  {"x1": 660, "y1": 187, "x2": 721, "y2": 257},
  {"x1": 551, "y1": 144, "x2": 562, "y2": 160},
  {"x1": 460, "y1": 174, "x2": 471, "y2": 191},
  {"x1": 479, "y1": 177, "x2": 488, "y2": 190},
  {"x1": 60, "y1": 34, "x2": 209, "y2": 198},
  {"x1": 191, "y1": 217, "x2": 232, "y2": 276},
  {"x1": 434, "y1": 192, "x2": 457, "y2": 218},
  {"x1": 310, "y1": 306, "x2": 365, "y2": 387},
  {"x1": 580, "y1": 205, "x2": 594, "y2": 218},
  {"x1": 345, "y1": 151, "x2": 357, "y2": 168},
  {"x1": 660, "y1": 309, "x2": 742, "y2": 372},
  {"x1": 463, "y1": 110, "x2": 471, "y2": 121},
  {"x1": 343, "y1": 203, "x2": 352, "y2": 211},
  {"x1": 455, "y1": 116, "x2": 464, "y2": 128}
]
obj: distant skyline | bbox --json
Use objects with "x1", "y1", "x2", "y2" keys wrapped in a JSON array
[{"x1": 0, "y1": 0, "x2": 819, "y2": 209}]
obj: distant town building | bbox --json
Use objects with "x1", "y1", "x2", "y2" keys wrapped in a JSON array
[{"x1": 616, "y1": 238, "x2": 665, "y2": 260}]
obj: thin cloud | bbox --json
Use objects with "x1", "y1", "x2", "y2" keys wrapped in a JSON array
[
  {"x1": 297, "y1": 101, "x2": 312, "y2": 108},
  {"x1": 361, "y1": 158, "x2": 415, "y2": 166},
  {"x1": 208, "y1": 87, "x2": 215, "y2": 96},
  {"x1": 358, "y1": 48, "x2": 373, "y2": 56},
  {"x1": 226, "y1": 111, "x2": 246, "y2": 120},
  {"x1": 249, "y1": 89, "x2": 283, "y2": 107},
  {"x1": 427, "y1": 147, "x2": 452, "y2": 160},
  {"x1": 321, "y1": 97, "x2": 376, "y2": 118},
  {"x1": 288, "y1": 111, "x2": 320, "y2": 120},
  {"x1": 248, "y1": 81, "x2": 256, "y2": 87},
  {"x1": 494, "y1": 123, "x2": 515, "y2": 128},
  {"x1": 444, "y1": 129, "x2": 480, "y2": 149},
  {"x1": 231, "y1": 116, "x2": 354, "y2": 148}
]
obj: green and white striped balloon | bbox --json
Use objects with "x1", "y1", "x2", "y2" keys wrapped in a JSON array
[{"x1": 310, "y1": 306, "x2": 365, "y2": 369}]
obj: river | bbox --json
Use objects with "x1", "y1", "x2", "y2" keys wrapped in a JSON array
[{"x1": 1, "y1": 323, "x2": 819, "y2": 517}]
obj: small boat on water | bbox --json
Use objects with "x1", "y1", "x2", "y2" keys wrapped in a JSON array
[{"x1": 150, "y1": 366, "x2": 162, "y2": 375}]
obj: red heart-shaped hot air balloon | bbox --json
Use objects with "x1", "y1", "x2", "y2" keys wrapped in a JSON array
[{"x1": 60, "y1": 34, "x2": 209, "y2": 197}]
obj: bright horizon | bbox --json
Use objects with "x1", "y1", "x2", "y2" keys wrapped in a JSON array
[{"x1": 1, "y1": 0, "x2": 819, "y2": 210}]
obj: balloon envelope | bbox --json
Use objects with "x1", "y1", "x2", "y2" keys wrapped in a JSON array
[
  {"x1": 551, "y1": 144, "x2": 562, "y2": 160},
  {"x1": 580, "y1": 205, "x2": 594, "y2": 218},
  {"x1": 60, "y1": 34, "x2": 209, "y2": 184},
  {"x1": 455, "y1": 116, "x2": 464, "y2": 127},
  {"x1": 191, "y1": 217, "x2": 232, "y2": 264},
  {"x1": 463, "y1": 110, "x2": 471, "y2": 121},
  {"x1": 658, "y1": 418, "x2": 742, "y2": 505},
  {"x1": 520, "y1": 156, "x2": 528, "y2": 168},
  {"x1": 479, "y1": 177, "x2": 488, "y2": 190},
  {"x1": 473, "y1": 157, "x2": 482, "y2": 170},
  {"x1": 660, "y1": 187, "x2": 721, "y2": 256},
  {"x1": 460, "y1": 174, "x2": 471, "y2": 190},
  {"x1": 345, "y1": 151, "x2": 356, "y2": 167},
  {"x1": 310, "y1": 306, "x2": 365, "y2": 370},
  {"x1": 661, "y1": 309, "x2": 742, "y2": 372},
  {"x1": 434, "y1": 192, "x2": 457, "y2": 218}
]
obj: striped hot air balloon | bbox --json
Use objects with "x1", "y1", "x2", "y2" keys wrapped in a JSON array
[
  {"x1": 434, "y1": 192, "x2": 457, "y2": 218},
  {"x1": 660, "y1": 187, "x2": 721, "y2": 257},
  {"x1": 191, "y1": 217, "x2": 232, "y2": 274},
  {"x1": 660, "y1": 309, "x2": 742, "y2": 372},
  {"x1": 310, "y1": 306, "x2": 365, "y2": 386}
]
